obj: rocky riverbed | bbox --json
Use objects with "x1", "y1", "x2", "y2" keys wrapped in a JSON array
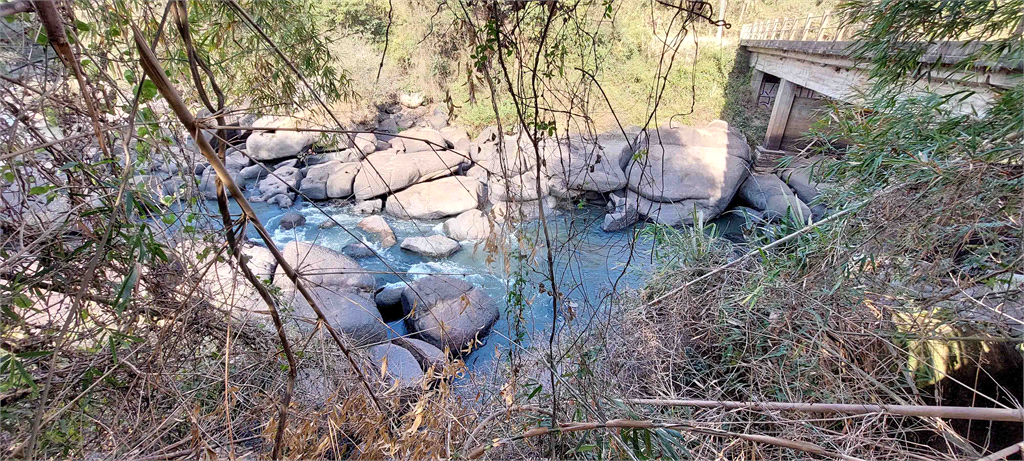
[{"x1": 131, "y1": 97, "x2": 826, "y2": 375}]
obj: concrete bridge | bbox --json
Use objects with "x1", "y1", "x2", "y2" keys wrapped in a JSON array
[{"x1": 739, "y1": 13, "x2": 1022, "y2": 150}]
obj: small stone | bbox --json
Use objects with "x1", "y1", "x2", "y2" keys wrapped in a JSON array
[{"x1": 318, "y1": 220, "x2": 337, "y2": 229}]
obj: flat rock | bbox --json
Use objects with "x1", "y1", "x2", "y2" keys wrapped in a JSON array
[
  {"x1": 394, "y1": 337, "x2": 448, "y2": 372},
  {"x1": 282, "y1": 287, "x2": 386, "y2": 346},
  {"x1": 351, "y1": 150, "x2": 469, "y2": 200},
  {"x1": 384, "y1": 176, "x2": 483, "y2": 220},
  {"x1": 299, "y1": 161, "x2": 360, "y2": 200},
  {"x1": 342, "y1": 241, "x2": 376, "y2": 259},
  {"x1": 393, "y1": 128, "x2": 449, "y2": 153},
  {"x1": 400, "y1": 234, "x2": 461, "y2": 258},
  {"x1": 737, "y1": 173, "x2": 812, "y2": 223}
]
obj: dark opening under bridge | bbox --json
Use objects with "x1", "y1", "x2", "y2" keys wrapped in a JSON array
[{"x1": 739, "y1": 13, "x2": 1022, "y2": 150}]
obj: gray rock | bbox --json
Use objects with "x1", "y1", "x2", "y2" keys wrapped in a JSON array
[
  {"x1": 393, "y1": 128, "x2": 449, "y2": 153},
  {"x1": 352, "y1": 132, "x2": 377, "y2": 155},
  {"x1": 299, "y1": 161, "x2": 360, "y2": 200},
  {"x1": 375, "y1": 285, "x2": 405, "y2": 321},
  {"x1": 342, "y1": 241, "x2": 376, "y2": 259},
  {"x1": 194, "y1": 163, "x2": 207, "y2": 175},
  {"x1": 440, "y1": 126, "x2": 469, "y2": 147},
  {"x1": 245, "y1": 115, "x2": 318, "y2": 161},
  {"x1": 199, "y1": 168, "x2": 245, "y2": 200},
  {"x1": 318, "y1": 220, "x2": 337, "y2": 229},
  {"x1": 400, "y1": 275, "x2": 499, "y2": 354},
  {"x1": 626, "y1": 189, "x2": 706, "y2": 227},
  {"x1": 239, "y1": 163, "x2": 266, "y2": 181},
  {"x1": 351, "y1": 199, "x2": 383, "y2": 215},
  {"x1": 394, "y1": 337, "x2": 448, "y2": 372},
  {"x1": 376, "y1": 118, "x2": 399, "y2": 141},
  {"x1": 255, "y1": 165, "x2": 303, "y2": 207},
  {"x1": 367, "y1": 343, "x2": 424, "y2": 388},
  {"x1": 399, "y1": 92, "x2": 425, "y2": 108},
  {"x1": 273, "y1": 241, "x2": 375, "y2": 293},
  {"x1": 352, "y1": 150, "x2": 469, "y2": 199},
  {"x1": 736, "y1": 173, "x2": 812, "y2": 224},
  {"x1": 400, "y1": 234, "x2": 461, "y2": 258},
  {"x1": 489, "y1": 171, "x2": 549, "y2": 202},
  {"x1": 465, "y1": 164, "x2": 488, "y2": 182},
  {"x1": 443, "y1": 209, "x2": 492, "y2": 241},
  {"x1": 384, "y1": 176, "x2": 483, "y2": 220},
  {"x1": 626, "y1": 120, "x2": 751, "y2": 223},
  {"x1": 597, "y1": 126, "x2": 646, "y2": 170},
  {"x1": 601, "y1": 207, "x2": 638, "y2": 232},
  {"x1": 282, "y1": 286, "x2": 386, "y2": 346},
  {"x1": 475, "y1": 126, "x2": 499, "y2": 145},
  {"x1": 490, "y1": 195, "x2": 557, "y2": 223},
  {"x1": 225, "y1": 150, "x2": 251, "y2": 171},
  {"x1": 429, "y1": 113, "x2": 448, "y2": 130},
  {"x1": 357, "y1": 215, "x2": 397, "y2": 248},
  {"x1": 279, "y1": 212, "x2": 306, "y2": 230},
  {"x1": 545, "y1": 137, "x2": 628, "y2": 196}
]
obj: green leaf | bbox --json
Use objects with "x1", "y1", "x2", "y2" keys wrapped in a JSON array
[
  {"x1": 35, "y1": 31, "x2": 49, "y2": 46},
  {"x1": 29, "y1": 185, "x2": 50, "y2": 195},
  {"x1": 13, "y1": 294, "x2": 32, "y2": 309},
  {"x1": 138, "y1": 80, "x2": 159, "y2": 103}
]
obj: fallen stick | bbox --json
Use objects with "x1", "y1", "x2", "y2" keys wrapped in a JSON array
[
  {"x1": 621, "y1": 398, "x2": 1024, "y2": 422},
  {"x1": 467, "y1": 418, "x2": 866, "y2": 461}
]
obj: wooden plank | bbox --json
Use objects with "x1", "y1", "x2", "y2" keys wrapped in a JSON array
[
  {"x1": 765, "y1": 78, "x2": 796, "y2": 150},
  {"x1": 749, "y1": 69, "x2": 765, "y2": 100}
]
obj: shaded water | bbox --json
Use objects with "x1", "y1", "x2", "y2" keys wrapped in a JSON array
[{"x1": 215, "y1": 198, "x2": 745, "y2": 371}]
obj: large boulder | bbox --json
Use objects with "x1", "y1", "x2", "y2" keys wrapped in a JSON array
[
  {"x1": 443, "y1": 209, "x2": 492, "y2": 241},
  {"x1": 597, "y1": 126, "x2": 647, "y2": 170},
  {"x1": 357, "y1": 215, "x2": 397, "y2": 248},
  {"x1": 392, "y1": 128, "x2": 449, "y2": 153},
  {"x1": 352, "y1": 132, "x2": 377, "y2": 155},
  {"x1": 626, "y1": 120, "x2": 750, "y2": 223},
  {"x1": 351, "y1": 199, "x2": 383, "y2": 215},
  {"x1": 400, "y1": 234, "x2": 461, "y2": 258},
  {"x1": 384, "y1": 176, "x2": 483, "y2": 220},
  {"x1": 245, "y1": 115, "x2": 318, "y2": 161},
  {"x1": 400, "y1": 275, "x2": 499, "y2": 354},
  {"x1": 298, "y1": 161, "x2": 360, "y2": 200},
  {"x1": 489, "y1": 171, "x2": 549, "y2": 202},
  {"x1": 736, "y1": 173, "x2": 812, "y2": 223},
  {"x1": 366, "y1": 342, "x2": 424, "y2": 389},
  {"x1": 474, "y1": 135, "x2": 543, "y2": 176},
  {"x1": 282, "y1": 286, "x2": 386, "y2": 346},
  {"x1": 777, "y1": 156, "x2": 828, "y2": 218},
  {"x1": 490, "y1": 195, "x2": 557, "y2": 223},
  {"x1": 351, "y1": 150, "x2": 469, "y2": 199},
  {"x1": 273, "y1": 241, "x2": 375, "y2": 294},
  {"x1": 626, "y1": 189, "x2": 709, "y2": 226},
  {"x1": 545, "y1": 137, "x2": 628, "y2": 197}
]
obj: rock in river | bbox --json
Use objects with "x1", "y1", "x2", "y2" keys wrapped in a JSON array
[
  {"x1": 400, "y1": 275, "x2": 499, "y2": 354},
  {"x1": 625, "y1": 120, "x2": 751, "y2": 224},
  {"x1": 384, "y1": 176, "x2": 483, "y2": 220},
  {"x1": 279, "y1": 211, "x2": 306, "y2": 230},
  {"x1": 400, "y1": 234, "x2": 461, "y2": 258}
]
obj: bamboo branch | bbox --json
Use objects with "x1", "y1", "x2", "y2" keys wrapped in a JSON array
[
  {"x1": 621, "y1": 398, "x2": 1024, "y2": 422},
  {"x1": 467, "y1": 418, "x2": 866, "y2": 461}
]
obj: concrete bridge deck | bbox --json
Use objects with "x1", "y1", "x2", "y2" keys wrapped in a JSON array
[{"x1": 739, "y1": 13, "x2": 1022, "y2": 150}]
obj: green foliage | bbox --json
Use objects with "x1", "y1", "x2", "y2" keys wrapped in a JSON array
[{"x1": 843, "y1": 0, "x2": 1024, "y2": 98}]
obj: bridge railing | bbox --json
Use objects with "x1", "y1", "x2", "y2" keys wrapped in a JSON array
[{"x1": 740, "y1": 12, "x2": 866, "y2": 43}]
